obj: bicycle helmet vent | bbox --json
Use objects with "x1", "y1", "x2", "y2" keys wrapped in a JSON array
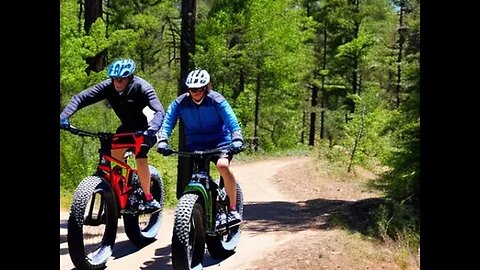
[
  {"x1": 185, "y1": 69, "x2": 210, "y2": 88},
  {"x1": 108, "y1": 59, "x2": 136, "y2": 78}
]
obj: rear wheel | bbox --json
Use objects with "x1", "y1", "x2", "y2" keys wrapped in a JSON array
[
  {"x1": 67, "y1": 176, "x2": 118, "y2": 270},
  {"x1": 123, "y1": 165, "x2": 165, "y2": 246},
  {"x1": 206, "y1": 182, "x2": 244, "y2": 259},
  {"x1": 171, "y1": 193, "x2": 206, "y2": 270}
]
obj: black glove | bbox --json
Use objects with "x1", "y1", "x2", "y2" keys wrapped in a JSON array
[
  {"x1": 141, "y1": 130, "x2": 158, "y2": 148},
  {"x1": 60, "y1": 118, "x2": 70, "y2": 129},
  {"x1": 157, "y1": 140, "x2": 173, "y2": 156},
  {"x1": 142, "y1": 135, "x2": 157, "y2": 149},
  {"x1": 231, "y1": 139, "x2": 244, "y2": 154}
]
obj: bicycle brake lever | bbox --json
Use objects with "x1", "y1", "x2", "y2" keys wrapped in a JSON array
[{"x1": 68, "y1": 125, "x2": 81, "y2": 135}]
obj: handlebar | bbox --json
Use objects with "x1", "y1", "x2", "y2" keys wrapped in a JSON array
[
  {"x1": 162, "y1": 145, "x2": 240, "y2": 158},
  {"x1": 60, "y1": 124, "x2": 112, "y2": 138},
  {"x1": 61, "y1": 124, "x2": 146, "y2": 155}
]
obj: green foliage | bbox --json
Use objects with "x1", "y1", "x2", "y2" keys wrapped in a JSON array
[
  {"x1": 336, "y1": 33, "x2": 375, "y2": 61},
  {"x1": 148, "y1": 153, "x2": 179, "y2": 208},
  {"x1": 60, "y1": 104, "x2": 121, "y2": 191},
  {"x1": 378, "y1": 120, "x2": 419, "y2": 208},
  {"x1": 374, "y1": 198, "x2": 420, "y2": 250},
  {"x1": 108, "y1": 29, "x2": 142, "y2": 58},
  {"x1": 60, "y1": 0, "x2": 180, "y2": 202},
  {"x1": 83, "y1": 19, "x2": 109, "y2": 58},
  {"x1": 60, "y1": 0, "x2": 89, "y2": 96},
  {"x1": 322, "y1": 86, "x2": 396, "y2": 172},
  {"x1": 371, "y1": 0, "x2": 420, "y2": 238},
  {"x1": 194, "y1": 0, "x2": 316, "y2": 151},
  {"x1": 59, "y1": 1, "x2": 421, "y2": 250}
]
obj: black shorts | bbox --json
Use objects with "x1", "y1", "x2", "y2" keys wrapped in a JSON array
[
  {"x1": 115, "y1": 125, "x2": 150, "y2": 158},
  {"x1": 115, "y1": 124, "x2": 148, "y2": 134}
]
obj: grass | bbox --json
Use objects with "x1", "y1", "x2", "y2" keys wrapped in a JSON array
[{"x1": 60, "y1": 188, "x2": 73, "y2": 211}]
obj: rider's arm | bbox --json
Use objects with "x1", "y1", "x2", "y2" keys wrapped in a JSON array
[
  {"x1": 60, "y1": 79, "x2": 110, "y2": 120},
  {"x1": 139, "y1": 78, "x2": 165, "y2": 135},
  {"x1": 158, "y1": 95, "x2": 183, "y2": 141},
  {"x1": 216, "y1": 98, "x2": 243, "y2": 141}
]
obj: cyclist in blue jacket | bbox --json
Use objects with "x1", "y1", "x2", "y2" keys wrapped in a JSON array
[
  {"x1": 60, "y1": 58, "x2": 164, "y2": 213},
  {"x1": 157, "y1": 69, "x2": 244, "y2": 227}
]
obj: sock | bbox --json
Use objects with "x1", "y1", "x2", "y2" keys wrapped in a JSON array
[
  {"x1": 229, "y1": 205, "x2": 236, "y2": 212},
  {"x1": 145, "y1": 193, "x2": 153, "y2": 201}
]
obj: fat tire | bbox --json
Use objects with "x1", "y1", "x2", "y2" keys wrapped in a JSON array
[
  {"x1": 206, "y1": 182, "x2": 244, "y2": 259},
  {"x1": 67, "y1": 176, "x2": 118, "y2": 270},
  {"x1": 171, "y1": 193, "x2": 206, "y2": 270},
  {"x1": 123, "y1": 165, "x2": 165, "y2": 246}
]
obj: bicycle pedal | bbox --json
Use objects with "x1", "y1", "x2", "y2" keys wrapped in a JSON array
[{"x1": 216, "y1": 221, "x2": 240, "y2": 232}]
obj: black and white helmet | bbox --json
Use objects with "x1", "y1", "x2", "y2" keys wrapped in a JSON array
[{"x1": 185, "y1": 69, "x2": 210, "y2": 88}]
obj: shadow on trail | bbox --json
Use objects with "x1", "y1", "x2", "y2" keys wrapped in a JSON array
[
  {"x1": 60, "y1": 219, "x2": 68, "y2": 244},
  {"x1": 139, "y1": 245, "x2": 172, "y2": 270},
  {"x1": 60, "y1": 220, "x2": 68, "y2": 229},
  {"x1": 60, "y1": 234, "x2": 67, "y2": 245},
  {"x1": 112, "y1": 238, "x2": 146, "y2": 259},
  {"x1": 141, "y1": 244, "x2": 232, "y2": 269},
  {"x1": 60, "y1": 246, "x2": 69, "y2": 256},
  {"x1": 243, "y1": 197, "x2": 384, "y2": 236}
]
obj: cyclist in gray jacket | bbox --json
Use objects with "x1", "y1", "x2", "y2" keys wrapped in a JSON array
[{"x1": 60, "y1": 58, "x2": 164, "y2": 213}]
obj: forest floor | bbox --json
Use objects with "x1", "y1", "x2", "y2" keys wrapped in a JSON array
[{"x1": 241, "y1": 155, "x2": 420, "y2": 270}]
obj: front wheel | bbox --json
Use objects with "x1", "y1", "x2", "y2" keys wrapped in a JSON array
[
  {"x1": 67, "y1": 176, "x2": 118, "y2": 270},
  {"x1": 171, "y1": 193, "x2": 206, "y2": 270},
  {"x1": 206, "y1": 182, "x2": 244, "y2": 259},
  {"x1": 123, "y1": 165, "x2": 165, "y2": 246}
]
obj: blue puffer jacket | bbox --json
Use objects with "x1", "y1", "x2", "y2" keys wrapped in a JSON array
[{"x1": 159, "y1": 90, "x2": 243, "y2": 151}]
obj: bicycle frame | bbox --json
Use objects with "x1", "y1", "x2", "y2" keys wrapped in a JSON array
[
  {"x1": 63, "y1": 124, "x2": 166, "y2": 270},
  {"x1": 173, "y1": 147, "x2": 232, "y2": 234},
  {"x1": 64, "y1": 126, "x2": 145, "y2": 212}
]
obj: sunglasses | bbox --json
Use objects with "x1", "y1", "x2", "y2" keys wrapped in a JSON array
[
  {"x1": 189, "y1": 87, "x2": 205, "y2": 93},
  {"x1": 112, "y1": 77, "x2": 127, "y2": 82}
]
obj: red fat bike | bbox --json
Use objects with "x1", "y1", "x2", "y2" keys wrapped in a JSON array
[{"x1": 61, "y1": 124, "x2": 165, "y2": 270}]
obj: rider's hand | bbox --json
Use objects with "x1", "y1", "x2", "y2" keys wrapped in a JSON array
[
  {"x1": 232, "y1": 139, "x2": 244, "y2": 154},
  {"x1": 142, "y1": 130, "x2": 157, "y2": 148},
  {"x1": 60, "y1": 118, "x2": 70, "y2": 129},
  {"x1": 157, "y1": 140, "x2": 173, "y2": 156}
]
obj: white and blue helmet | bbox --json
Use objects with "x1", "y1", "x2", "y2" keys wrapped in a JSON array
[
  {"x1": 185, "y1": 69, "x2": 210, "y2": 88},
  {"x1": 107, "y1": 59, "x2": 136, "y2": 78}
]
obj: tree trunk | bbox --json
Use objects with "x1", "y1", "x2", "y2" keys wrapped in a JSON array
[
  {"x1": 253, "y1": 71, "x2": 260, "y2": 151},
  {"x1": 176, "y1": 0, "x2": 196, "y2": 199},
  {"x1": 346, "y1": 0, "x2": 360, "y2": 119},
  {"x1": 348, "y1": 106, "x2": 366, "y2": 172},
  {"x1": 301, "y1": 110, "x2": 305, "y2": 144},
  {"x1": 396, "y1": 4, "x2": 406, "y2": 109},
  {"x1": 320, "y1": 21, "x2": 328, "y2": 139},
  {"x1": 308, "y1": 83, "x2": 318, "y2": 146},
  {"x1": 84, "y1": 0, "x2": 106, "y2": 73}
]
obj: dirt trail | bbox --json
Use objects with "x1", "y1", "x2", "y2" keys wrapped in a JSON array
[
  {"x1": 60, "y1": 156, "x2": 309, "y2": 270},
  {"x1": 60, "y1": 155, "x2": 420, "y2": 270}
]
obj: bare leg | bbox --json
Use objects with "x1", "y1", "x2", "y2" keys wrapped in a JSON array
[
  {"x1": 111, "y1": 148, "x2": 127, "y2": 162},
  {"x1": 216, "y1": 157, "x2": 237, "y2": 210},
  {"x1": 135, "y1": 157, "x2": 151, "y2": 195}
]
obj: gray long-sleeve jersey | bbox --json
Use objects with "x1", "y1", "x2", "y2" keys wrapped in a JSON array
[{"x1": 60, "y1": 76, "x2": 164, "y2": 134}]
